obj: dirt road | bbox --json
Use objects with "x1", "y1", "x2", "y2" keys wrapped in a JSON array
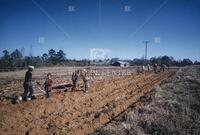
[{"x1": 0, "y1": 71, "x2": 175, "y2": 135}]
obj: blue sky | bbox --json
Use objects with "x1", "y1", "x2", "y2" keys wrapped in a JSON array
[{"x1": 0, "y1": 0, "x2": 200, "y2": 61}]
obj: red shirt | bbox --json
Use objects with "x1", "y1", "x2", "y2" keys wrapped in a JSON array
[{"x1": 45, "y1": 78, "x2": 53, "y2": 91}]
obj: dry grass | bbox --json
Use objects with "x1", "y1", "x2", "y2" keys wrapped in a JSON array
[{"x1": 93, "y1": 66, "x2": 200, "y2": 135}]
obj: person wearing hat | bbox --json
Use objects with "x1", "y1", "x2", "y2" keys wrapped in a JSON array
[{"x1": 22, "y1": 65, "x2": 34, "y2": 100}]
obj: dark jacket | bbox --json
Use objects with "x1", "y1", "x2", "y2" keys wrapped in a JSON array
[
  {"x1": 24, "y1": 71, "x2": 32, "y2": 86},
  {"x1": 25, "y1": 71, "x2": 32, "y2": 82},
  {"x1": 72, "y1": 72, "x2": 78, "y2": 82}
]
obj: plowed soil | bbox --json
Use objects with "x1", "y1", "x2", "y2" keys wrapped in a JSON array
[
  {"x1": 0, "y1": 71, "x2": 175, "y2": 135},
  {"x1": 92, "y1": 66, "x2": 200, "y2": 135}
]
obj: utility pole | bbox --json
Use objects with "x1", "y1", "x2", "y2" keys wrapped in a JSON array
[
  {"x1": 29, "y1": 44, "x2": 33, "y2": 57},
  {"x1": 143, "y1": 40, "x2": 150, "y2": 65}
]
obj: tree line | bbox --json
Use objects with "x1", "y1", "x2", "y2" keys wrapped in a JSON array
[
  {"x1": 0, "y1": 49, "x2": 199, "y2": 71},
  {"x1": 0, "y1": 49, "x2": 66, "y2": 69}
]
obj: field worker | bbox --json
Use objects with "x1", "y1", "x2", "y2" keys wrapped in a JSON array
[
  {"x1": 91, "y1": 70, "x2": 95, "y2": 80},
  {"x1": 147, "y1": 64, "x2": 151, "y2": 71},
  {"x1": 142, "y1": 65, "x2": 145, "y2": 73},
  {"x1": 166, "y1": 64, "x2": 170, "y2": 70},
  {"x1": 71, "y1": 70, "x2": 79, "y2": 91},
  {"x1": 153, "y1": 63, "x2": 158, "y2": 73},
  {"x1": 82, "y1": 69, "x2": 89, "y2": 93},
  {"x1": 44, "y1": 73, "x2": 53, "y2": 98},
  {"x1": 22, "y1": 65, "x2": 34, "y2": 101},
  {"x1": 160, "y1": 63, "x2": 166, "y2": 72},
  {"x1": 137, "y1": 66, "x2": 140, "y2": 74}
]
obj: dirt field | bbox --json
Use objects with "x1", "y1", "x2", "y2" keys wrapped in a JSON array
[
  {"x1": 0, "y1": 66, "x2": 176, "y2": 135},
  {"x1": 0, "y1": 66, "x2": 137, "y2": 99},
  {"x1": 92, "y1": 66, "x2": 200, "y2": 135}
]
